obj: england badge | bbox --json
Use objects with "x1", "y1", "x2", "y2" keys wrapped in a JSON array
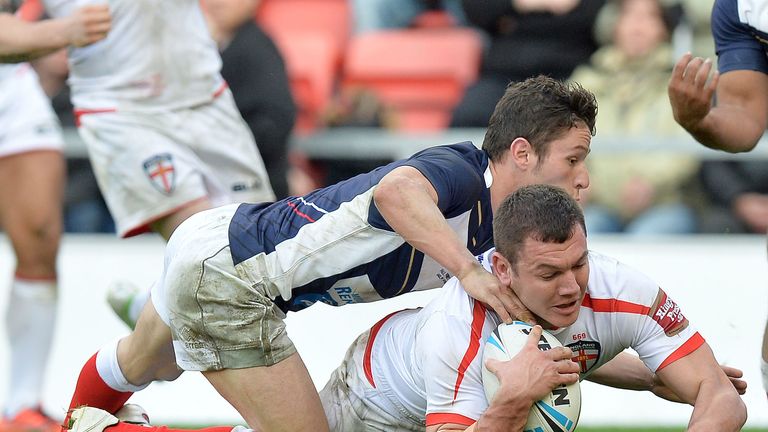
[{"x1": 143, "y1": 153, "x2": 176, "y2": 195}]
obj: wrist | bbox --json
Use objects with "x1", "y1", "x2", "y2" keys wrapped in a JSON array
[{"x1": 456, "y1": 259, "x2": 482, "y2": 281}]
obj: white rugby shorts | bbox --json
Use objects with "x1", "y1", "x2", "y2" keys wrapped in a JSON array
[
  {"x1": 76, "y1": 88, "x2": 275, "y2": 237},
  {"x1": 0, "y1": 65, "x2": 64, "y2": 158},
  {"x1": 320, "y1": 330, "x2": 424, "y2": 432},
  {"x1": 151, "y1": 204, "x2": 296, "y2": 371}
]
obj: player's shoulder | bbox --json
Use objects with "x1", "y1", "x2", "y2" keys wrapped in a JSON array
[
  {"x1": 586, "y1": 251, "x2": 660, "y2": 303},
  {"x1": 407, "y1": 141, "x2": 484, "y2": 167},
  {"x1": 712, "y1": 0, "x2": 768, "y2": 39}
]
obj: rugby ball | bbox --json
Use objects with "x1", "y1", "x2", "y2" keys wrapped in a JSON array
[{"x1": 482, "y1": 321, "x2": 581, "y2": 432}]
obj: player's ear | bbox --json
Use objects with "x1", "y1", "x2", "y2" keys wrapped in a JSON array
[
  {"x1": 509, "y1": 137, "x2": 532, "y2": 169},
  {"x1": 491, "y1": 251, "x2": 513, "y2": 287}
]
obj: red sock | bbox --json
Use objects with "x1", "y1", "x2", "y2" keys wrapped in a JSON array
[
  {"x1": 68, "y1": 353, "x2": 133, "y2": 413},
  {"x1": 109, "y1": 424, "x2": 235, "y2": 432}
]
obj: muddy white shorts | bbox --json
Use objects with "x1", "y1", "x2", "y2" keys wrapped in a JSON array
[
  {"x1": 0, "y1": 64, "x2": 64, "y2": 158},
  {"x1": 76, "y1": 89, "x2": 275, "y2": 237},
  {"x1": 151, "y1": 203, "x2": 296, "y2": 371},
  {"x1": 319, "y1": 330, "x2": 424, "y2": 432}
]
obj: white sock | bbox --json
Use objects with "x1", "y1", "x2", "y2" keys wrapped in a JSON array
[
  {"x1": 4, "y1": 277, "x2": 57, "y2": 418},
  {"x1": 96, "y1": 338, "x2": 150, "y2": 392},
  {"x1": 128, "y1": 290, "x2": 150, "y2": 325}
]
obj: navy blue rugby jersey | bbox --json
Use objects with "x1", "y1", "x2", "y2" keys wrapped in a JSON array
[
  {"x1": 713, "y1": 0, "x2": 768, "y2": 74},
  {"x1": 228, "y1": 142, "x2": 494, "y2": 312}
]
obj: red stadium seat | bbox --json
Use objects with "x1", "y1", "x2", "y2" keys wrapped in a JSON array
[
  {"x1": 255, "y1": 0, "x2": 350, "y2": 63},
  {"x1": 342, "y1": 28, "x2": 482, "y2": 130},
  {"x1": 255, "y1": 0, "x2": 350, "y2": 132},
  {"x1": 271, "y1": 33, "x2": 338, "y2": 133}
]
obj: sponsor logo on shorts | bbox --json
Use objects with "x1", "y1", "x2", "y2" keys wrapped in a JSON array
[
  {"x1": 232, "y1": 177, "x2": 264, "y2": 192},
  {"x1": 143, "y1": 153, "x2": 176, "y2": 195},
  {"x1": 648, "y1": 288, "x2": 689, "y2": 336},
  {"x1": 566, "y1": 339, "x2": 601, "y2": 373}
]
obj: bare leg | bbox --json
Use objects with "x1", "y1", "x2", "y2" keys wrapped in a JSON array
[
  {"x1": 117, "y1": 299, "x2": 181, "y2": 384},
  {"x1": 0, "y1": 151, "x2": 63, "y2": 278},
  {"x1": 204, "y1": 353, "x2": 329, "y2": 432},
  {"x1": 150, "y1": 198, "x2": 212, "y2": 241},
  {"x1": 0, "y1": 151, "x2": 63, "y2": 418}
]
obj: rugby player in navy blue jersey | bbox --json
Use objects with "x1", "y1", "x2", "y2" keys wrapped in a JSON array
[{"x1": 64, "y1": 75, "x2": 597, "y2": 432}]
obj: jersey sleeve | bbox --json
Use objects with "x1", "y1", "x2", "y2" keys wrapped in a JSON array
[
  {"x1": 713, "y1": 0, "x2": 768, "y2": 74},
  {"x1": 416, "y1": 303, "x2": 494, "y2": 427},
  {"x1": 613, "y1": 263, "x2": 704, "y2": 372},
  {"x1": 403, "y1": 146, "x2": 485, "y2": 218}
]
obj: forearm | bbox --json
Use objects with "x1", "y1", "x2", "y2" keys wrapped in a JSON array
[
  {"x1": 470, "y1": 397, "x2": 530, "y2": 432},
  {"x1": 687, "y1": 381, "x2": 746, "y2": 432},
  {"x1": 374, "y1": 175, "x2": 479, "y2": 280},
  {"x1": 587, "y1": 353, "x2": 654, "y2": 391},
  {"x1": 687, "y1": 105, "x2": 766, "y2": 153},
  {"x1": 0, "y1": 14, "x2": 74, "y2": 62}
]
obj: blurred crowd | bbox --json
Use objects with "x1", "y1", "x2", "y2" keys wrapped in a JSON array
[{"x1": 39, "y1": 0, "x2": 768, "y2": 235}]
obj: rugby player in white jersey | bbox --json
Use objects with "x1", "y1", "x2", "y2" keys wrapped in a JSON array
[
  {"x1": 63, "y1": 185, "x2": 748, "y2": 432},
  {"x1": 0, "y1": 2, "x2": 109, "y2": 430},
  {"x1": 61, "y1": 76, "x2": 596, "y2": 432},
  {"x1": 317, "y1": 185, "x2": 747, "y2": 431},
  {"x1": 39, "y1": 0, "x2": 278, "y2": 327}
]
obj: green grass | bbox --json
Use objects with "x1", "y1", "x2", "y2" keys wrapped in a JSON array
[{"x1": 577, "y1": 428, "x2": 768, "y2": 432}]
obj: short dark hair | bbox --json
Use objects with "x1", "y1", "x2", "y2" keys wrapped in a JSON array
[
  {"x1": 492, "y1": 184, "x2": 586, "y2": 270},
  {"x1": 482, "y1": 75, "x2": 598, "y2": 163}
]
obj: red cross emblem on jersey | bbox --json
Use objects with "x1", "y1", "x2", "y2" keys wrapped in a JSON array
[
  {"x1": 566, "y1": 340, "x2": 601, "y2": 374},
  {"x1": 142, "y1": 153, "x2": 176, "y2": 195}
]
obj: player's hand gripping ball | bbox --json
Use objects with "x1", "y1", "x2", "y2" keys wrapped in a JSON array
[{"x1": 482, "y1": 321, "x2": 581, "y2": 432}]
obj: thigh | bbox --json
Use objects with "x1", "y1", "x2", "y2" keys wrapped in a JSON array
[
  {"x1": 0, "y1": 151, "x2": 64, "y2": 274},
  {"x1": 204, "y1": 352, "x2": 329, "y2": 432}
]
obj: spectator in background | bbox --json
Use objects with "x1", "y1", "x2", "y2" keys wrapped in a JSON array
[
  {"x1": 698, "y1": 160, "x2": 768, "y2": 234},
  {"x1": 450, "y1": 0, "x2": 604, "y2": 127},
  {"x1": 352, "y1": 0, "x2": 465, "y2": 33},
  {"x1": 203, "y1": 0, "x2": 296, "y2": 199},
  {"x1": 594, "y1": 0, "x2": 713, "y2": 58},
  {"x1": 570, "y1": 0, "x2": 698, "y2": 235}
]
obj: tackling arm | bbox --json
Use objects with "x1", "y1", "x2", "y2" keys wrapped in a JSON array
[
  {"x1": 0, "y1": 5, "x2": 110, "y2": 63},
  {"x1": 374, "y1": 166, "x2": 530, "y2": 323}
]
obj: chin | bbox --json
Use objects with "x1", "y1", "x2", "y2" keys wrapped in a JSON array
[{"x1": 542, "y1": 314, "x2": 578, "y2": 330}]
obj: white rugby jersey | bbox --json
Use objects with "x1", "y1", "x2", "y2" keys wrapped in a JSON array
[
  {"x1": 43, "y1": 0, "x2": 224, "y2": 111},
  {"x1": 360, "y1": 248, "x2": 703, "y2": 428}
]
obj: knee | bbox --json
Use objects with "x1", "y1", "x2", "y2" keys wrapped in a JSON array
[{"x1": 14, "y1": 217, "x2": 61, "y2": 270}]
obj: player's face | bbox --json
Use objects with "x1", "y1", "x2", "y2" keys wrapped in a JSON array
[
  {"x1": 527, "y1": 124, "x2": 591, "y2": 202},
  {"x1": 506, "y1": 226, "x2": 589, "y2": 329}
]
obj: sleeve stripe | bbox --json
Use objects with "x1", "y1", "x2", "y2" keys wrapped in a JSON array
[
  {"x1": 426, "y1": 413, "x2": 477, "y2": 427},
  {"x1": 452, "y1": 301, "x2": 487, "y2": 402},
  {"x1": 581, "y1": 293, "x2": 651, "y2": 315},
  {"x1": 657, "y1": 332, "x2": 706, "y2": 371}
]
